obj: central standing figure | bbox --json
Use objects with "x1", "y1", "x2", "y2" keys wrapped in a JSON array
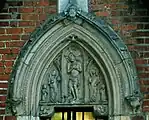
[{"x1": 67, "y1": 51, "x2": 82, "y2": 102}]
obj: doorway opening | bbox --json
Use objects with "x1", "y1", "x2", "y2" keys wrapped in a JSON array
[{"x1": 40, "y1": 107, "x2": 108, "y2": 120}]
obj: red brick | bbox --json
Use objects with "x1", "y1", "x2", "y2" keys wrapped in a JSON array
[
  {"x1": 36, "y1": 21, "x2": 42, "y2": 27},
  {"x1": 139, "y1": 73, "x2": 149, "y2": 78},
  {"x1": 143, "y1": 100, "x2": 149, "y2": 106},
  {"x1": 144, "y1": 53, "x2": 149, "y2": 58},
  {"x1": 0, "y1": 75, "x2": 10, "y2": 80},
  {"x1": 0, "y1": 49, "x2": 11, "y2": 54},
  {"x1": 2, "y1": 54, "x2": 17, "y2": 61},
  {"x1": 8, "y1": 1, "x2": 22, "y2": 6},
  {"x1": 0, "y1": 22, "x2": 9, "y2": 27},
  {"x1": 10, "y1": 48, "x2": 20, "y2": 54},
  {"x1": 24, "y1": 1, "x2": 38, "y2": 6},
  {"x1": 21, "y1": 35, "x2": 29, "y2": 40},
  {"x1": 0, "y1": 103, "x2": 6, "y2": 107},
  {"x1": 140, "y1": 87, "x2": 147, "y2": 92},
  {"x1": 11, "y1": 35, "x2": 20, "y2": 40},
  {"x1": 95, "y1": 11, "x2": 109, "y2": 16},
  {"x1": 44, "y1": 7, "x2": 56, "y2": 14},
  {"x1": 112, "y1": 19, "x2": 121, "y2": 25},
  {"x1": 134, "y1": 46, "x2": 149, "y2": 51},
  {"x1": 139, "y1": 80, "x2": 149, "y2": 85},
  {"x1": 39, "y1": 0, "x2": 49, "y2": 6},
  {"x1": 145, "y1": 39, "x2": 149, "y2": 44},
  {"x1": 0, "y1": 110, "x2": 5, "y2": 114},
  {"x1": 49, "y1": 1, "x2": 56, "y2": 6},
  {"x1": 132, "y1": 32, "x2": 149, "y2": 37},
  {"x1": 5, "y1": 61, "x2": 14, "y2": 67},
  {"x1": 126, "y1": 39, "x2": 137, "y2": 44},
  {"x1": 0, "y1": 14, "x2": 11, "y2": 19},
  {"x1": 144, "y1": 94, "x2": 149, "y2": 99},
  {"x1": 0, "y1": 84, "x2": 6, "y2": 89},
  {"x1": 0, "y1": 67, "x2": 5, "y2": 73},
  {"x1": 6, "y1": 28, "x2": 23, "y2": 34},
  {"x1": 121, "y1": 24, "x2": 137, "y2": 31},
  {"x1": 0, "y1": 62, "x2": 4, "y2": 67},
  {"x1": 0, "y1": 42, "x2": 5, "y2": 47},
  {"x1": 0, "y1": 96, "x2": 6, "y2": 101},
  {"x1": 24, "y1": 27, "x2": 35, "y2": 33},
  {"x1": 144, "y1": 67, "x2": 149, "y2": 72},
  {"x1": 4, "y1": 68, "x2": 12, "y2": 74},
  {"x1": 5, "y1": 116, "x2": 16, "y2": 120},
  {"x1": 9, "y1": 8, "x2": 18, "y2": 13},
  {"x1": 143, "y1": 106, "x2": 149, "y2": 112},
  {"x1": 39, "y1": 14, "x2": 47, "y2": 21},
  {"x1": 6, "y1": 41, "x2": 25, "y2": 47},
  {"x1": 34, "y1": 7, "x2": 43, "y2": 13},
  {"x1": 10, "y1": 21, "x2": 18, "y2": 27},
  {"x1": 134, "y1": 59, "x2": 148, "y2": 64},
  {"x1": 0, "y1": 28, "x2": 5, "y2": 34},
  {"x1": 0, "y1": 90, "x2": 7, "y2": 94},
  {"x1": 137, "y1": 24, "x2": 143, "y2": 29},
  {"x1": 19, "y1": 21, "x2": 35, "y2": 27},
  {"x1": 19, "y1": 8, "x2": 34, "y2": 13},
  {"x1": 0, "y1": 35, "x2": 10, "y2": 41},
  {"x1": 22, "y1": 14, "x2": 38, "y2": 20}
]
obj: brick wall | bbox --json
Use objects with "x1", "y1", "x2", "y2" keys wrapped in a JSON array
[{"x1": 0, "y1": 0, "x2": 148, "y2": 119}]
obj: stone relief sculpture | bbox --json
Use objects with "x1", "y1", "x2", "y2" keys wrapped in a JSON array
[
  {"x1": 48, "y1": 70, "x2": 61, "y2": 103},
  {"x1": 99, "y1": 84, "x2": 107, "y2": 101},
  {"x1": 65, "y1": 46, "x2": 82, "y2": 103},
  {"x1": 88, "y1": 66, "x2": 101, "y2": 102},
  {"x1": 40, "y1": 42, "x2": 107, "y2": 106},
  {"x1": 41, "y1": 85, "x2": 48, "y2": 101}
]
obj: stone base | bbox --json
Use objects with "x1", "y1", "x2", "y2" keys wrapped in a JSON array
[
  {"x1": 110, "y1": 116, "x2": 130, "y2": 120},
  {"x1": 17, "y1": 116, "x2": 40, "y2": 120}
]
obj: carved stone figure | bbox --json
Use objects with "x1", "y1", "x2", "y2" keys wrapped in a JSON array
[
  {"x1": 99, "y1": 84, "x2": 106, "y2": 101},
  {"x1": 48, "y1": 70, "x2": 60, "y2": 103},
  {"x1": 66, "y1": 50, "x2": 82, "y2": 102},
  {"x1": 93, "y1": 105, "x2": 108, "y2": 116},
  {"x1": 40, "y1": 106, "x2": 54, "y2": 117},
  {"x1": 88, "y1": 67, "x2": 101, "y2": 102},
  {"x1": 41, "y1": 85, "x2": 48, "y2": 101}
]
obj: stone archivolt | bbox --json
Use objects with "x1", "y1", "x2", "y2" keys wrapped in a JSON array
[{"x1": 6, "y1": 4, "x2": 142, "y2": 120}]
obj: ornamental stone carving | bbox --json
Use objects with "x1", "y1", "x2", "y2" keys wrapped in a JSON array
[
  {"x1": 6, "y1": 0, "x2": 142, "y2": 118},
  {"x1": 39, "y1": 41, "x2": 108, "y2": 115}
]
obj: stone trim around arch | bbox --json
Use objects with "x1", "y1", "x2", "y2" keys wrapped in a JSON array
[{"x1": 6, "y1": 5, "x2": 142, "y2": 120}]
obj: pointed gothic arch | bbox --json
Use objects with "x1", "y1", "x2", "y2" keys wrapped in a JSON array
[{"x1": 6, "y1": 5, "x2": 142, "y2": 120}]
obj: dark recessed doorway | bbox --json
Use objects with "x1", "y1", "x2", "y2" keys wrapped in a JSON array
[{"x1": 40, "y1": 107, "x2": 108, "y2": 120}]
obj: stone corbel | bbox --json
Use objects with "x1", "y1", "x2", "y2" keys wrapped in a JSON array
[
  {"x1": 39, "y1": 106, "x2": 55, "y2": 117},
  {"x1": 125, "y1": 91, "x2": 142, "y2": 114},
  {"x1": 6, "y1": 97, "x2": 22, "y2": 115},
  {"x1": 93, "y1": 105, "x2": 108, "y2": 117}
]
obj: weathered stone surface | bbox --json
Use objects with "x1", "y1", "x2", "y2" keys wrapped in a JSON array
[
  {"x1": 6, "y1": 0, "x2": 142, "y2": 119},
  {"x1": 17, "y1": 116, "x2": 40, "y2": 120}
]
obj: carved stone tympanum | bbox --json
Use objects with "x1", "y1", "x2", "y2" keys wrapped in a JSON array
[{"x1": 39, "y1": 41, "x2": 108, "y2": 115}]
